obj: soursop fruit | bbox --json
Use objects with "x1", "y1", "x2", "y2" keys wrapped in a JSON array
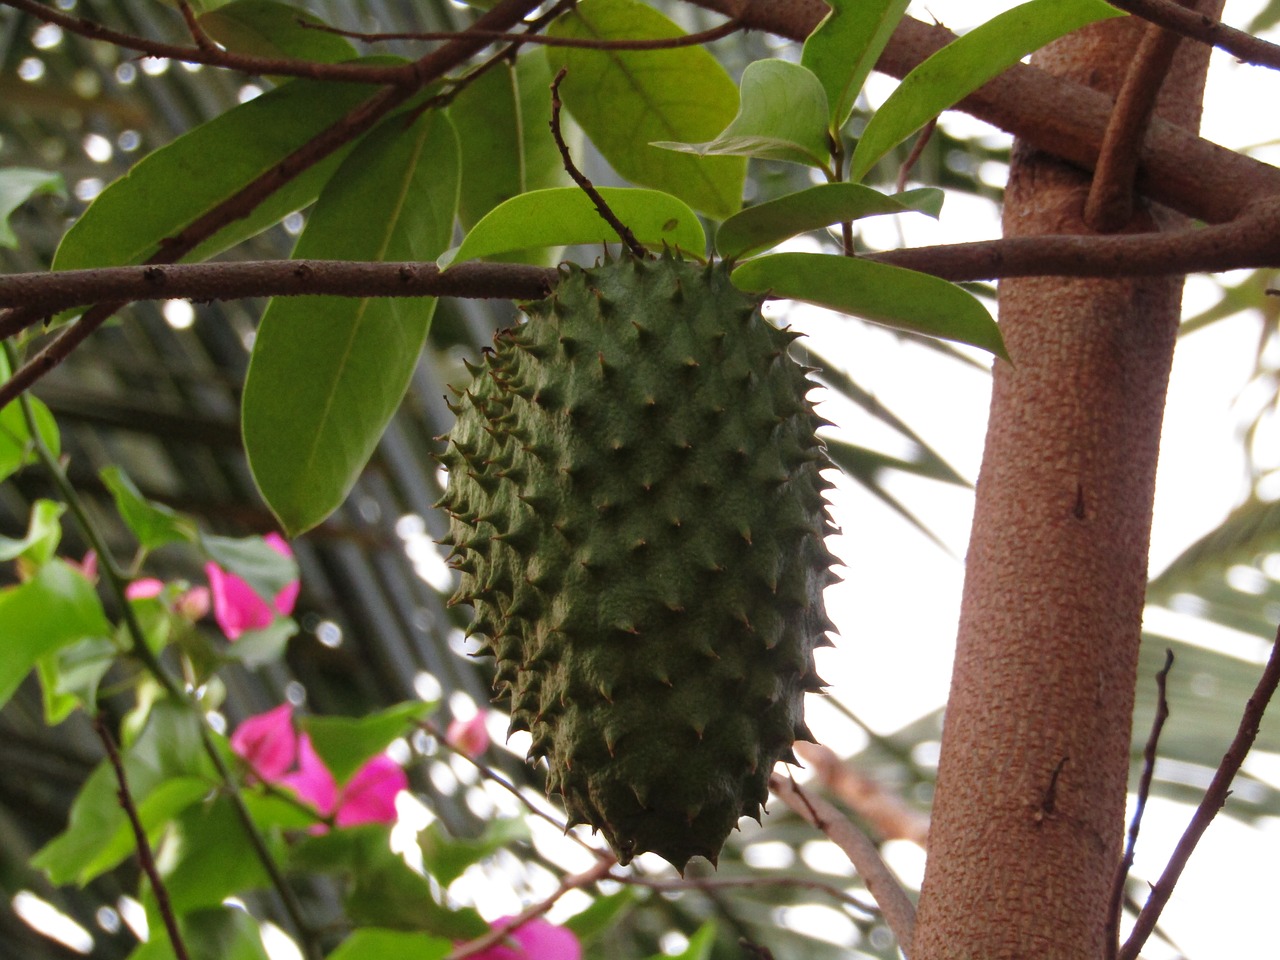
[{"x1": 436, "y1": 252, "x2": 837, "y2": 870}]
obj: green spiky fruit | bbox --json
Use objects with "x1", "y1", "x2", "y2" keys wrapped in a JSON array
[{"x1": 436, "y1": 253, "x2": 837, "y2": 870}]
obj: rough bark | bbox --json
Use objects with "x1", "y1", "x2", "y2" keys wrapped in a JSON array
[{"x1": 911, "y1": 9, "x2": 1222, "y2": 959}]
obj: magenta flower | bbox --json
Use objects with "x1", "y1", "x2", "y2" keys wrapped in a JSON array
[
  {"x1": 469, "y1": 918, "x2": 582, "y2": 960},
  {"x1": 230, "y1": 705, "x2": 406, "y2": 831},
  {"x1": 206, "y1": 532, "x2": 299, "y2": 640},
  {"x1": 445, "y1": 714, "x2": 490, "y2": 759}
]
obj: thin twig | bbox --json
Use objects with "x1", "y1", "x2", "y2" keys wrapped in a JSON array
[
  {"x1": 1105, "y1": 648, "x2": 1174, "y2": 960},
  {"x1": 1118, "y1": 626, "x2": 1280, "y2": 960},
  {"x1": 447, "y1": 856, "x2": 615, "y2": 960},
  {"x1": 769, "y1": 772, "x2": 916, "y2": 955},
  {"x1": 549, "y1": 67, "x2": 648, "y2": 260},
  {"x1": 1102, "y1": 0, "x2": 1280, "y2": 71},
  {"x1": 896, "y1": 117, "x2": 937, "y2": 195},
  {"x1": 302, "y1": 19, "x2": 744, "y2": 51},
  {"x1": 93, "y1": 716, "x2": 191, "y2": 960},
  {"x1": 174, "y1": 0, "x2": 216, "y2": 51},
  {"x1": 614, "y1": 872, "x2": 878, "y2": 915},
  {"x1": 1084, "y1": 5, "x2": 1191, "y2": 231}
]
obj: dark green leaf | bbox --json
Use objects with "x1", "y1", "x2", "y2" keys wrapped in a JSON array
[
  {"x1": 450, "y1": 52, "x2": 567, "y2": 235},
  {"x1": 243, "y1": 109, "x2": 458, "y2": 535},
  {"x1": 731, "y1": 253, "x2": 1007, "y2": 359},
  {"x1": 0, "y1": 498, "x2": 64, "y2": 564},
  {"x1": 546, "y1": 0, "x2": 745, "y2": 219},
  {"x1": 716, "y1": 183, "x2": 942, "y2": 260},
  {"x1": 303, "y1": 701, "x2": 435, "y2": 783},
  {"x1": 561, "y1": 889, "x2": 637, "y2": 942},
  {"x1": 52, "y1": 69, "x2": 393, "y2": 273},
  {"x1": 101, "y1": 465, "x2": 198, "y2": 550},
  {"x1": 0, "y1": 167, "x2": 64, "y2": 248},
  {"x1": 199, "y1": 0, "x2": 358, "y2": 62},
  {"x1": 445, "y1": 187, "x2": 705, "y2": 267},
  {"x1": 0, "y1": 559, "x2": 110, "y2": 711},
  {"x1": 653, "y1": 60, "x2": 831, "y2": 171},
  {"x1": 326, "y1": 930, "x2": 451, "y2": 960},
  {"x1": 802, "y1": 0, "x2": 911, "y2": 130},
  {"x1": 418, "y1": 817, "x2": 529, "y2": 886},
  {"x1": 849, "y1": 0, "x2": 1125, "y2": 181},
  {"x1": 127, "y1": 907, "x2": 271, "y2": 960}
]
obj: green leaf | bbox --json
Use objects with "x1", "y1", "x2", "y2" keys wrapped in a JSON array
[
  {"x1": 450, "y1": 52, "x2": 567, "y2": 236},
  {"x1": 199, "y1": 0, "x2": 358, "y2": 62},
  {"x1": 418, "y1": 818, "x2": 530, "y2": 887},
  {"x1": 36, "y1": 634, "x2": 118, "y2": 724},
  {"x1": 200, "y1": 532, "x2": 298, "y2": 599},
  {"x1": 219, "y1": 616, "x2": 298, "y2": 667},
  {"x1": 546, "y1": 0, "x2": 745, "y2": 219},
  {"x1": 0, "y1": 498, "x2": 65, "y2": 564},
  {"x1": 0, "y1": 167, "x2": 64, "y2": 248},
  {"x1": 445, "y1": 187, "x2": 705, "y2": 267},
  {"x1": 303, "y1": 701, "x2": 435, "y2": 783},
  {"x1": 326, "y1": 930, "x2": 451, "y2": 960},
  {"x1": 653, "y1": 59, "x2": 831, "y2": 171},
  {"x1": 716, "y1": 183, "x2": 942, "y2": 260},
  {"x1": 291, "y1": 826, "x2": 488, "y2": 938},
  {"x1": 562, "y1": 888, "x2": 637, "y2": 942},
  {"x1": 33, "y1": 700, "x2": 213, "y2": 885},
  {"x1": 151, "y1": 797, "x2": 276, "y2": 913},
  {"x1": 802, "y1": 0, "x2": 911, "y2": 130},
  {"x1": 731, "y1": 253, "x2": 1007, "y2": 359},
  {"x1": 644, "y1": 922, "x2": 715, "y2": 960},
  {"x1": 0, "y1": 559, "x2": 110, "y2": 711},
  {"x1": 127, "y1": 907, "x2": 270, "y2": 960},
  {"x1": 52, "y1": 68, "x2": 393, "y2": 274},
  {"x1": 243, "y1": 108, "x2": 458, "y2": 535},
  {"x1": 0, "y1": 349, "x2": 61, "y2": 481},
  {"x1": 101, "y1": 465, "x2": 198, "y2": 550},
  {"x1": 849, "y1": 0, "x2": 1125, "y2": 181}
]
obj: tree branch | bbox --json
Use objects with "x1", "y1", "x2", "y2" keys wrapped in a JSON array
[
  {"x1": 1103, "y1": 0, "x2": 1280, "y2": 70},
  {"x1": 681, "y1": 3, "x2": 1280, "y2": 224},
  {"x1": 769, "y1": 772, "x2": 916, "y2": 956},
  {"x1": 1118, "y1": 627, "x2": 1280, "y2": 960}
]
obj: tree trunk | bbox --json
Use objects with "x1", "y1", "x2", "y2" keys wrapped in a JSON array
[{"x1": 911, "y1": 9, "x2": 1222, "y2": 959}]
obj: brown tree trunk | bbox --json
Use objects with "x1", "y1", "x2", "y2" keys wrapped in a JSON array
[{"x1": 911, "y1": 10, "x2": 1221, "y2": 959}]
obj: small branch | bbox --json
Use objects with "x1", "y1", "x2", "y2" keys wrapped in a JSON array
[
  {"x1": 174, "y1": 0, "x2": 216, "y2": 51},
  {"x1": 1085, "y1": 5, "x2": 1191, "y2": 231},
  {"x1": 548, "y1": 68, "x2": 648, "y2": 259},
  {"x1": 304, "y1": 19, "x2": 745, "y2": 51},
  {"x1": 794, "y1": 742, "x2": 930, "y2": 847},
  {"x1": 1106, "y1": 648, "x2": 1174, "y2": 959},
  {"x1": 769, "y1": 772, "x2": 916, "y2": 955},
  {"x1": 447, "y1": 856, "x2": 615, "y2": 960},
  {"x1": 1118, "y1": 627, "x2": 1280, "y2": 960},
  {"x1": 93, "y1": 716, "x2": 191, "y2": 960},
  {"x1": 614, "y1": 872, "x2": 878, "y2": 916},
  {"x1": 896, "y1": 117, "x2": 937, "y2": 195},
  {"x1": 1102, "y1": 0, "x2": 1280, "y2": 71}
]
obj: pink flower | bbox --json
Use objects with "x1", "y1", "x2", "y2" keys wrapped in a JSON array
[
  {"x1": 229, "y1": 705, "x2": 405, "y2": 831},
  {"x1": 125, "y1": 578, "x2": 165, "y2": 600},
  {"x1": 230, "y1": 703, "x2": 297, "y2": 781},
  {"x1": 176, "y1": 585, "x2": 211, "y2": 621},
  {"x1": 206, "y1": 533, "x2": 299, "y2": 640},
  {"x1": 445, "y1": 714, "x2": 490, "y2": 758},
  {"x1": 71, "y1": 551, "x2": 98, "y2": 583},
  {"x1": 470, "y1": 918, "x2": 581, "y2": 960}
]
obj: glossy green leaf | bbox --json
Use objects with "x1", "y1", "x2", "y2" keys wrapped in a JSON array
[
  {"x1": 445, "y1": 187, "x2": 705, "y2": 267},
  {"x1": 653, "y1": 60, "x2": 831, "y2": 171},
  {"x1": 36, "y1": 634, "x2": 118, "y2": 724},
  {"x1": 101, "y1": 465, "x2": 198, "y2": 550},
  {"x1": 731, "y1": 253, "x2": 1007, "y2": 359},
  {"x1": 716, "y1": 183, "x2": 942, "y2": 259},
  {"x1": 418, "y1": 818, "x2": 529, "y2": 887},
  {"x1": 0, "y1": 167, "x2": 64, "y2": 248},
  {"x1": 219, "y1": 616, "x2": 297, "y2": 667},
  {"x1": 546, "y1": 0, "x2": 744, "y2": 219},
  {"x1": 303, "y1": 701, "x2": 435, "y2": 783},
  {"x1": 33, "y1": 700, "x2": 213, "y2": 885},
  {"x1": 128, "y1": 907, "x2": 271, "y2": 960},
  {"x1": 243, "y1": 109, "x2": 458, "y2": 535},
  {"x1": 849, "y1": 0, "x2": 1125, "y2": 181},
  {"x1": 0, "y1": 559, "x2": 109, "y2": 711},
  {"x1": 201, "y1": 532, "x2": 298, "y2": 599},
  {"x1": 199, "y1": 0, "x2": 358, "y2": 62},
  {"x1": 326, "y1": 930, "x2": 451, "y2": 960},
  {"x1": 450, "y1": 52, "x2": 566, "y2": 235},
  {"x1": 802, "y1": 0, "x2": 911, "y2": 130},
  {"x1": 0, "y1": 498, "x2": 64, "y2": 564},
  {"x1": 52, "y1": 69, "x2": 392, "y2": 273}
]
